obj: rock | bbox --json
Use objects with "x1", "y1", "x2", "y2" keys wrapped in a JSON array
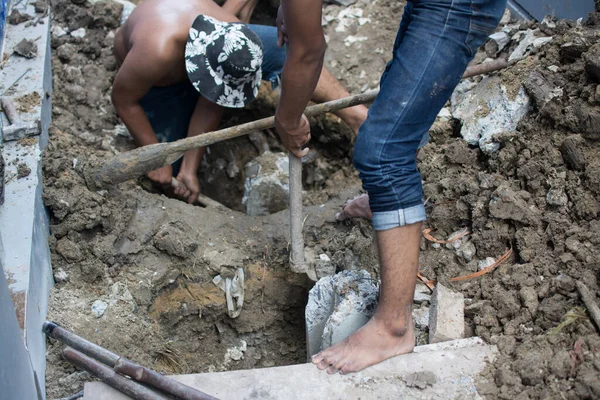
[
  {"x1": 583, "y1": 43, "x2": 600, "y2": 82},
  {"x1": 54, "y1": 268, "x2": 69, "y2": 283},
  {"x1": 112, "y1": 0, "x2": 137, "y2": 25},
  {"x1": 315, "y1": 253, "x2": 336, "y2": 279},
  {"x1": 92, "y1": 1, "x2": 124, "y2": 29},
  {"x1": 8, "y1": 9, "x2": 33, "y2": 25},
  {"x1": 429, "y1": 284, "x2": 464, "y2": 344},
  {"x1": 560, "y1": 135, "x2": 586, "y2": 171},
  {"x1": 70, "y1": 28, "x2": 86, "y2": 38},
  {"x1": 478, "y1": 257, "x2": 495, "y2": 271},
  {"x1": 51, "y1": 25, "x2": 68, "y2": 39},
  {"x1": 224, "y1": 340, "x2": 247, "y2": 364},
  {"x1": 413, "y1": 284, "x2": 431, "y2": 304},
  {"x1": 13, "y1": 39, "x2": 38, "y2": 59},
  {"x1": 57, "y1": 43, "x2": 77, "y2": 62},
  {"x1": 412, "y1": 306, "x2": 430, "y2": 329},
  {"x1": 451, "y1": 76, "x2": 530, "y2": 153},
  {"x1": 242, "y1": 152, "x2": 289, "y2": 216},
  {"x1": 485, "y1": 32, "x2": 509, "y2": 57},
  {"x1": 306, "y1": 270, "x2": 379, "y2": 359},
  {"x1": 456, "y1": 240, "x2": 477, "y2": 263},
  {"x1": 56, "y1": 238, "x2": 83, "y2": 262},
  {"x1": 91, "y1": 300, "x2": 108, "y2": 318},
  {"x1": 153, "y1": 221, "x2": 198, "y2": 258},
  {"x1": 522, "y1": 70, "x2": 563, "y2": 111}
]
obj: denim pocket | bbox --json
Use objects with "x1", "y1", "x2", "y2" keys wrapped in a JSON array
[{"x1": 464, "y1": 0, "x2": 505, "y2": 55}]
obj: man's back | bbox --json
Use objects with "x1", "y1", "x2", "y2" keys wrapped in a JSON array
[{"x1": 114, "y1": 0, "x2": 238, "y2": 86}]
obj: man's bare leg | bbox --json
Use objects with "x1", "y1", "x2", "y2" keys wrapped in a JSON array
[
  {"x1": 312, "y1": 222, "x2": 421, "y2": 374},
  {"x1": 311, "y1": 67, "x2": 368, "y2": 134}
]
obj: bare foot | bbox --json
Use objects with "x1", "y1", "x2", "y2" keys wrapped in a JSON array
[
  {"x1": 336, "y1": 194, "x2": 372, "y2": 221},
  {"x1": 312, "y1": 316, "x2": 415, "y2": 374}
]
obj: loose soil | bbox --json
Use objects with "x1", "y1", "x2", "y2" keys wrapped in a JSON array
[{"x1": 43, "y1": 0, "x2": 600, "y2": 399}]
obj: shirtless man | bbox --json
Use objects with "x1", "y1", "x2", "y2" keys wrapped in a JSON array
[{"x1": 112, "y1": 0, "x2": 368, "y2": 203}]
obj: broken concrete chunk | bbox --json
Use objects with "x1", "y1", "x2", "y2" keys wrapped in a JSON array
[
  {"x1": 413, "y1": 284, "x2": 431, "y2": 304},
  {"x1": 13, "y1": 39, "x2": 38, "y2": 59},
  {"x1": 70, "y1": 28, "x2": 86, "y2": 38},
  {"x1": 560, "y1": 135, "x2": 586, "y2": 171},
  {"x1": 478, "y1": 257, "x2": 495, "y2": 271},
  {"x1": 91, "y1": 300, "x2": 108, "y2": 318},
  {"x1": 485, "y1": 32, "x2": 509, "y2": 57},
  {"x1": 306, "y1": 270, "x2": 379, "y2": 359},
  {"x1": 428, "y1": 284, "x2": 464, "y2": 344},
  {"x1": 242, "y1": 152, "x2": 289, "y2": 216},
  {"x1": 412, "y1": 306, "x2": 430, "y2": 329},
  {"x1": 51, "y1": 25, "x2": 68, "y2": 39},
  {"x1": 451, "y1": 76, "x2": 530, "y2": 153}
]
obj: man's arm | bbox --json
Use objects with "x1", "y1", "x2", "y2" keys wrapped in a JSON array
[
  {"x1": 174, "y1": 96, "x2": 224, "y2": 203},
  {"x1": 274, "y1": 0, "x2": 326, "y2": 158},
  {"x1": 112, "y1": 45, "x2": 175, "y2": 186}
]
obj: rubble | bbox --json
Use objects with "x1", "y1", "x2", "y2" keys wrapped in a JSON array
[
  {"x1": 242, "y1": 152, "x2": 289, "y2": 216},
  {"x1": 451, "y1": 76, "x2": 530, "y2": 153},
  {"x1": 428, "y1": 284, "x2": 464, "y2": 344},
  {"x1": 91, "y1": 300, "x2": 108, "y2": 318},
  {"x1": 305, "y1": 270, "x2": 378, "y2": 358}
]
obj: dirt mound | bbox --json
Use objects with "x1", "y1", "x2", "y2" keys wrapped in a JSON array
[{"x1": 43, "y1": 0, "x2": 600, "y2": 399}]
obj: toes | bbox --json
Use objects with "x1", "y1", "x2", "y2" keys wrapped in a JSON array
[
  {"x1": 313, "y1": 352, "x2": 337, "y2": 371},
  {"x1": 326, "y1": 365, "x2": 339, "y2": 375}
]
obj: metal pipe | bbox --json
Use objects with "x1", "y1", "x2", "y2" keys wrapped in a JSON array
[
  {"x1": 43, "y1": 321, "x2": 119, "y2": 367},
  {"x1": 114, "y1": 358, "x2": 218, "y2": 400},
  {"x1": 62, "y1": 347, "x2": 170, "y2": 400},
  {"x1": 44, "y1": 321, "x2": 219, "y2": 400},
  {"x1": 288, "y1": 154, "x2": 305, "y2": 274}
]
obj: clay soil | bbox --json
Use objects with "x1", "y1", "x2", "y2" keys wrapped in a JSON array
[{"x1": 44, "y1": 0, "x2": 600, "y2": 399}]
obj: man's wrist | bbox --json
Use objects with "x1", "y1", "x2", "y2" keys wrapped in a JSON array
[{"x1": 275, "y1": 109, "x2": 301, "y2": 132}]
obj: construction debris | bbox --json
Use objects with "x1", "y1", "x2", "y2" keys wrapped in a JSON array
[
  {"x1": 305, "y1": 270, "x2": 378, "y2": 359},
  {"x1": 428, "y1": 284, "x2": 464, "y2": 344}
]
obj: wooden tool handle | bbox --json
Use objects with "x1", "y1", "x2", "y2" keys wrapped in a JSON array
[
  {"x1": 86, "y1": 59, "x2": 507, "y2": 190},
  {"x1": 170, "y1": 178, "x2": 227, "y2": 209}
]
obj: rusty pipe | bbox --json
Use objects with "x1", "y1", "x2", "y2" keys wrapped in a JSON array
[
  {"x1": 62, "y1": 347, "x2": 170, "y2": 400},
  {"x1": 44, "y1": 321, "x2": 218, "y2": 400}
]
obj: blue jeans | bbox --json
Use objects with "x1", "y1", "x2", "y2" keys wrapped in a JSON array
[
  {"x1": 353, "y1": 0, "x2": 506, "y2": 231},
  {"x1": 139, "y1": 25, "x2": 285, "y2": 173}
]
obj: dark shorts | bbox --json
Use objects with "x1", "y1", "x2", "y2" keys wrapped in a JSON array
[{"x1": 140, "y1": 24, "x2": 284, "y2": 148}]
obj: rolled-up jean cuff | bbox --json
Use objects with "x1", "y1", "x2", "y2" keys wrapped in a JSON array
[{"x1": 371, "y1": 203, "x2": 426, "y2": 231}]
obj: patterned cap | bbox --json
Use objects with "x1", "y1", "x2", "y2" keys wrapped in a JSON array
[{"x1": 185, "y1": 15, "x2": 264, "y2": 108}]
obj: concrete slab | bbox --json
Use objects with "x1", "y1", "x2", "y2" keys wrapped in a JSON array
[
  {"x1": 0, "y1": 3, "x2": 52, "y2": 396},
  {"x1": 84, "y1": 338, "x2": 497, "y2": 400}
]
